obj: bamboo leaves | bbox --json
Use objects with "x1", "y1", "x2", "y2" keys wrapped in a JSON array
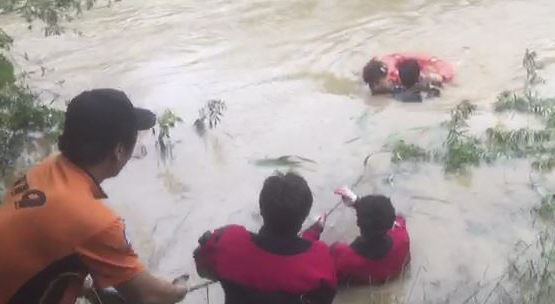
[{"x1": 194, "y1": 99, "x2": 226, "y2": 137}]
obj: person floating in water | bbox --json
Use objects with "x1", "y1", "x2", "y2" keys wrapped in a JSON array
[
  {"x1": 193, "y1": 172, "x2": 337, "y2": 304},
  {"x1": 303, "y1": 187, "x2": 410, "y2": 285},
  {"x1": 362, "y1": 53, "x2": 454, "y2": 102}
]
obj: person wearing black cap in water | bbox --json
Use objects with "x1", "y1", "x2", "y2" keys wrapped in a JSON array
[
  {"x1": 303, "y1": 187, "x2": 410, "y2": 285},
  {"x1": 0, "y1": 89, "x2": 188, "y2": 304}
]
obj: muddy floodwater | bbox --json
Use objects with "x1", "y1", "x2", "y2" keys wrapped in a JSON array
[{"x1": 3, "y1": 0, "x2": 555, "y2": 303}]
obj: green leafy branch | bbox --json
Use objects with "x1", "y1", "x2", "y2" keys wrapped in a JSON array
[
  {"x1": 391, "y1": 101, "x2": 484, "y2": 173},
  {"x1": 194, "y1": 99, "x2": 226, "y2": 136},
  {"x1": 1, "y1": 0, "x2": 115, "y2": 36},
  {"x1": 390, "y1": 140, "x2": 430, "y2": 163}
]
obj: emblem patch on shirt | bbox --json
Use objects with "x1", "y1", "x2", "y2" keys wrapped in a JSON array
[{"x1": 122, "y1": 220, "x2": 132, "y2": 248}]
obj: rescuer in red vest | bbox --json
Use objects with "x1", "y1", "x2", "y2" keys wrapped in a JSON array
[
  {"x1": 303, "y1": 187, "x2": 411, "y2": 285},
  {"x1": 193, "y1": 172, "x2": 337, "y2": 304}
]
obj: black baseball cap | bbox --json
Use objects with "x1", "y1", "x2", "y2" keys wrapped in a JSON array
[
  {"x1": 65, "y1": 88, "x2": 156, "y2": 132},
  {"x1": 58, "y1": 89, "x2": 156, "y2": 165}
]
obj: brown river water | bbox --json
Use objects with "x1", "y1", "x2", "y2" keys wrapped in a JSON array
[{"x1": 3, "y1": 0, "x2": 555, "y2": 303}]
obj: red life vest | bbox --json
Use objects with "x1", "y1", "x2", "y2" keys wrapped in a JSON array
[
  {"x1": 197, "y1": 225, "x2": 337, "y2": 293},
  {"x1": 381, "y1": 53, "x2": 454, "y2": 86},
  {"x1": 331, "y1": 216, "x2": 410, "y2": 284}
]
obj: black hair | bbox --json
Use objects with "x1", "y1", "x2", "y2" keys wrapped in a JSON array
[
  {"x1": 58, "y1": 90, "x2": 139, "y2": 167},
  {"x1": 397, "y1": 59, "x2": 420, "y2": 88},
  {"x1": 355, "y1": 195, "x2": 395, "y2": 239},
  {"x1": 362, "y1": 59, "x2": 388, "y2": 92},
  {"x1": 259, "y1": 172, "x2": 313, "y2": 237}
]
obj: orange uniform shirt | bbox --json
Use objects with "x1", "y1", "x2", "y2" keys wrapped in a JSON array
[{"x1": 0, "y1": 155, "x2": 144, "y2": 304}]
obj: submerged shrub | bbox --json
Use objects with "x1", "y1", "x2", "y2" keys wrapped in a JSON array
[
  {"x1": 443, "y1": 136, "x2": 484, "y2": 173},
  {"x1": 391, "y1": 140, "x2": 430, "y2": 163},
  {"x1": 485, "y1": 127, "x2": 552, "y2": 158}
]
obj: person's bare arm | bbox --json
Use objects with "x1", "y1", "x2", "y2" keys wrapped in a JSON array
[
  {"x1": 418, "y1": 72, "x2": 443, "y2": 88},
  {"x1": 115, "y1": 271, "x2": 187, "y2": 304},
  {"x1": 76, "y1": 219, "x2": 187, "y2": 304}
]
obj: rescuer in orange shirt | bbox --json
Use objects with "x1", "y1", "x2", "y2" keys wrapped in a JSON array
[{"x1": 0, "y1": 89, "x2": 188, "y2": 304}]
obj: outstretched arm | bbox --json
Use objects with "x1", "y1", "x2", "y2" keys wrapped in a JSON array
[
  {"x1": 302, "y1": 187, "x2": 360, "y2": 241},
  {"x1": 77, "y1": 219, "x2": 187, "y2": 304},
  {"x1": 334, "y1": 186, "x2": 359, "y2": 208},
  {"x1": 115, "y1": 272, "x2": 187, "y2": 304},
  {"x1": 301, "y1": 220, "x2": 324, "y2": 241}
]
